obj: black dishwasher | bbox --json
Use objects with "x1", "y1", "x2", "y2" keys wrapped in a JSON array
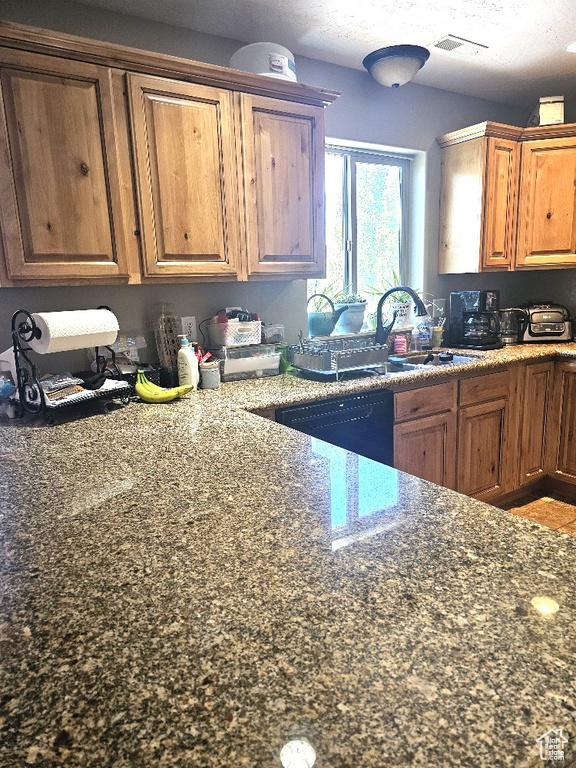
[{"x1": 276, "y1": 390, "x2": 394, "y2": 466}]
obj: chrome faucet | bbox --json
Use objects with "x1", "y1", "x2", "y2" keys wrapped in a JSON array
[{"x1": 374, "y1": 286, "x2": 428, "y2": 346}]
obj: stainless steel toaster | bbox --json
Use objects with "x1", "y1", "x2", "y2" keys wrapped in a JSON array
[{"x1": 519, "y1": 302, "x2": 572, "y2": 343}]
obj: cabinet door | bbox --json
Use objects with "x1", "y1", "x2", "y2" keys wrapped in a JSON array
[
  {"x1": 481, "y1": 137, "x2": 518, "y2": 270},
  {"x1": 517, "y1": 361, "x2": 554, "y2": 486},
  {"x1": 240, "y1": 94, "x2": 325, "y2": 278},
  {"x1": 0, "y1": 49, "x2": 138, "y2": 282},
  {"x1": 548, "y1": 361, "x2": 576, "y2": 485},
  {"x1": 457, "y1": 397, "x2": 510, "y2": 500},
  {"x1": 516, "y1": 137, "x2": 576, "y2": 268},
  {"x1": 394, "y1": 412, "x2": 457, "y2": 489},
  {"x1": 128, "y1": 74, "x2": 242, "y2": 279}
]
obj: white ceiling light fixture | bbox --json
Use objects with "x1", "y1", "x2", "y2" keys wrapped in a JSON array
[
  {"x1": 363, "y1": 44, "x2": 430, "y2": 88},
  {"x1": 567, "y1": 42, "x2": 576, "y2": 52}
]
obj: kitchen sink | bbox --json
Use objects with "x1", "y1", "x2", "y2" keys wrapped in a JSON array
[{"x1": 388, "y1": 352, "x2": 482, "y2": 369}]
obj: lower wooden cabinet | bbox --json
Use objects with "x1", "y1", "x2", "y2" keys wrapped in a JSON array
[
  {"x1": 393, "y1": 380, "x2": 457, "y2": 488},
  {"x1": 547, "y1": 360, "x2": 576, "y2": 485},
  {"x1": 394, "y1": 412, "x2": 457, "y2": 489},
  {"x1": 457, "y1": 397, "x2": 510, "y2": 500},
  {"x1": 394, "y1": 370, "x2": 514, "y2": 501},
  {"x1": 517, "y1": 361, "x2": 554, "y2": 486}
]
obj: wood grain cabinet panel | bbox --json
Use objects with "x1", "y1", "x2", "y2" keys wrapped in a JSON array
[
  {"x1": 482, "y1": 137, "x2": 518, "y2": 270},
  {"x1": 459, "y1": 370, "x2": 510, "y2": 406},
  {"x1": 0, "y1": 49, "x2": 138, "y2": 282},
  {"x1": 394, "y1": 411, "x2": 457, "y2": 489},
  {"x1": 547, "y1": 361, "x2": 576, "y2": 485},
  {"x1": 240, "y1": 94, "x2": 325, "y2": 278},
  {"x1": 127, "y1": 74, "x2": 242, "y2": 279},
  {"x1": 517, "y1": 361, "x2": 554, "y2": 485},
  {"x1": 457, "y1": 397, "x2": 510, "y2": 500},
  {"x1": 394, "y1": 381, "x2": 456, "y2": 422},
  {"x1": 516, "y1": 137, "x2": 576, "y2": 268},
  {"x1": 437, "y1": 124, "x2": 520, "y2": 274}
]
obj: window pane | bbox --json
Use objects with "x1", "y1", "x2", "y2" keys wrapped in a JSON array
[
  {"x1": 355, "y1": 162, "x2": 401, "y2": 295},
  {"x1": 308, "y1": 151, "x2": 345, "y2": 301}
]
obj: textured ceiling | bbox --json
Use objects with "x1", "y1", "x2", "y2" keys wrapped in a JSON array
[{"x1": 76, "y1": 0, "x2": 576, "y2": 107}]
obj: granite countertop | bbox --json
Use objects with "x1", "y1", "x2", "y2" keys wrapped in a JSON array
[
  {"x1": 211, "y1": 342, "x2": 576, "y2": 412},
  {"x1": 1, "y1": 345, "x2": 576, "y2": 767}
]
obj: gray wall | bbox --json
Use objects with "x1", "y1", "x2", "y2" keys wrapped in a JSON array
[{"x1": 0, "y1": 0, "x2": 574, "y2": 372}]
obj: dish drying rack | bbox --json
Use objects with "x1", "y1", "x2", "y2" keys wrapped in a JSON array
[{"x1": 288, "y1": 332, "x2": 395, "y2": 380}]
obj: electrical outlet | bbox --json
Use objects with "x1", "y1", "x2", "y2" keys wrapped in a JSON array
[{"x1": 181, "y1": 316, "x2": 197, "y2": 340}]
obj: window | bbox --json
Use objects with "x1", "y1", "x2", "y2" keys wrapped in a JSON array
[{"x1": 309, "y1": 143, "x2": 411, "y2": 308}]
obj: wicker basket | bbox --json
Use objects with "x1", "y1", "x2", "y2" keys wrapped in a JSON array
[{"x1": 207, "y1": 320, "x2": 261, "y2": 348}]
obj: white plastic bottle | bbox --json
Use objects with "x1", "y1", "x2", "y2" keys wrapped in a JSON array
[{"x1": 177, "y1": 335, "x2": 199, "y2": 390}]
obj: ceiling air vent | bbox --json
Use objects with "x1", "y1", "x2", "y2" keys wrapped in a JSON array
[{"x1": 432, "y1": 35, "x2": 488, "y2": 57}]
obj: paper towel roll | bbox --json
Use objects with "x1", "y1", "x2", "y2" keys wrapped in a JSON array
[{"x1": 28, "y1": 309, "x2": 119, "y2": 354}]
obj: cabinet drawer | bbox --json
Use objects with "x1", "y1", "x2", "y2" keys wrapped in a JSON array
[
  {"x1": 459, "y1": 370, "x2": 509, "y2": 406},
  {"x1": 394, "y1": 381, "x2": 457, "y2": 422}
]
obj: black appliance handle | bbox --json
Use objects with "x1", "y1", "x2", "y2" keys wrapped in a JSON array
[{"x1": 290, "y1": 403, "x2": 375, "y2": 430}]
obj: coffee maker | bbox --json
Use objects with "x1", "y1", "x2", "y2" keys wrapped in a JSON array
[{"x1": 448, "y1": 290, "x2": 503, "y2": 349}]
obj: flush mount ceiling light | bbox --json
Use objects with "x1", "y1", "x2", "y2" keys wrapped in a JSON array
[
  {"x1": 567, "y1": 41, "x2": 576, "y2": 52},
  {"x1": 363, "y1": 44, "x2": 430, "y2": 88}
]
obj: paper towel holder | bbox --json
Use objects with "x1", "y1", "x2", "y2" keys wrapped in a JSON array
[
  {"x1": 10, "y1": 309, "x2": 45, "y2": 417},
  {"x1": 7, "y1": 307, "x2": 130, "y2": 422}
]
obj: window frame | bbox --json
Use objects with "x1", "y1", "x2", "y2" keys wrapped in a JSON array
[{"x1": 325, "y1": 142, "x2": 412, "y2": 294}]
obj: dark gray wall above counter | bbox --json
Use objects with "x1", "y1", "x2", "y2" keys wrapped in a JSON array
[{"x1": 0, "y1": 0, "x2": 574, "y2": 365}]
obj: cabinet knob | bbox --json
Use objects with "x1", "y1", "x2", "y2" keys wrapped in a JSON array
[{"x1": 80, "y1": 163, "x2": 89, "y2": 176}]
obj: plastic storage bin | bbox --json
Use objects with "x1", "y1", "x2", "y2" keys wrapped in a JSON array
[
  {"x1": 207, "y1": 320, "x2": 261, "y2": 348},
  {"x1": 261, "y1": 324, "x2": 285, "y2": 344},
  {"x1": 212, "y1": 344, "x2": 281, "y2": 382}
]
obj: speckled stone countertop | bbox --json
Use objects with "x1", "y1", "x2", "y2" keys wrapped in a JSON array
[
  {"x1": 212, "y1": 342, "x2": 576, "y2": 411},
  {"x1": 1, "y1": 344, "x2": 576, "y2": 767}
]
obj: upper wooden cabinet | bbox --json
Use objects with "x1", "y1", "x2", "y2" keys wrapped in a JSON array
[
  {"x1": 516, "y1": 136, "x2": 576, "y2": 268},
  {"x1": 438, "y1": 121, "x2": 576, "y2": 273},
  {"x1": 240, "y1": 94, "x2": 325, "y2": 278},
  {"x1": 128, "y1": 74, "x2": 242, "y2": 280},
  {"x1": 438, "y1": 124, "x2": 520, "y2": 274},
  {"x1": 0, "y1": 22, "x2": 338, "y2": 286},
  {"x1": 0, "y1": 49, "x2": 139, "y2": 283}
]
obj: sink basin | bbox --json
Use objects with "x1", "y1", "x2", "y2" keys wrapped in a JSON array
[{"x1": 388, "y1": 352, "x2": 481, "y2": 368}]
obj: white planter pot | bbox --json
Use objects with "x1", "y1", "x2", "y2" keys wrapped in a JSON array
[
  {"x1": 389, "y1": 301, "x2": 411, "y2": 329},
  {"x1": 334, "y1": 302, "x2": 366, "y2": 334}
]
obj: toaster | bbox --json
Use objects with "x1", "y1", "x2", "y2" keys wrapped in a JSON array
[{"x1": 519, "y1": 301, "x2": 572, "y2": 343}]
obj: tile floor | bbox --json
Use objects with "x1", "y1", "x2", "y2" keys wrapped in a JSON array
[{"x1": 501, "y1": 492, "x2": 576, "y2": 534}]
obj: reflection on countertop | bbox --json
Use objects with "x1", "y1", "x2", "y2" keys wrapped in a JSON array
[{"x1": 1, "y1": 345, "x2": 576, "y2": 766}]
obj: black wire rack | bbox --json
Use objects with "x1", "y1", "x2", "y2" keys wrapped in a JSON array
[{"x1": 3, "y1": 309, "x2": 131, "y2": 424}]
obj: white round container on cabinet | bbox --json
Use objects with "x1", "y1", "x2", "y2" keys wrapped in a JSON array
[{"x1": 230, "y1": 42, "x2": 297, "y2": 82}]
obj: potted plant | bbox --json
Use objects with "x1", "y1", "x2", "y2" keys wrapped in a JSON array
[
  {"x1": 364, "y1": 271, "x2": 418, "y2": 330},
  {"x1": 333, "y1": 287, "x2": 367, "y2": 334}
]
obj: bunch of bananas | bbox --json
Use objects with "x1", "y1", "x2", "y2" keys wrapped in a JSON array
[{"x1": 134, "y1": 370, "x2": 193, "y2": 404}]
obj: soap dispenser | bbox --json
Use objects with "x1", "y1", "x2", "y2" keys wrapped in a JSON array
[{"x1": 177, "y1": 335, "x2": 199, "y2": 390}]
